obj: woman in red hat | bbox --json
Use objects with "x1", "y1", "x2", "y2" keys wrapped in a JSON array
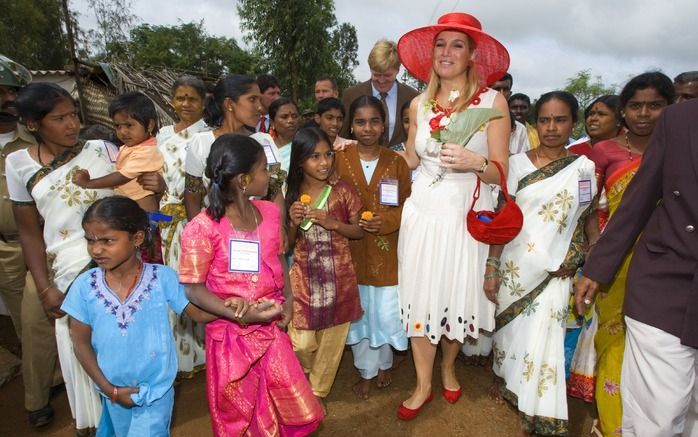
[{"x1": 395, "y1": 13, "x2": 511, "y2": 419}]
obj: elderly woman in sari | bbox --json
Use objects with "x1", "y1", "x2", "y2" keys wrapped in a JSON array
[
  {"x1": 488, "y1": 91, "x2": 599, "y2": 436},
  {"x1": 157, "y1": 75, "x2": 209, "y2": 377}
]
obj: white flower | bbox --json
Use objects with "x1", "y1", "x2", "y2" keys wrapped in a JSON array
[
  {"x1": 439, "y1": 116, "x2": 451, "y2": 127},
  {"x1": 448, "y1": 89, "x2": 460, "y2": 103}
]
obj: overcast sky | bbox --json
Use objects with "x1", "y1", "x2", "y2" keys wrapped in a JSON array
[{"x1": 72, "y1": 0, "x2": 697, "y2": 99}]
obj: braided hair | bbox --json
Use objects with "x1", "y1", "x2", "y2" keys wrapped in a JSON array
[{"x1": 204, "y1": 134, "x2": 264, "y2": 221}]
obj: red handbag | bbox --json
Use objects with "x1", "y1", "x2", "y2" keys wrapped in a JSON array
[{"x1": 466, "y1": 160, "x2": 523, "y2": 245}]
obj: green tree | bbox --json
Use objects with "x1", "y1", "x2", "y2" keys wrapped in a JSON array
[
  {"x1": 86, "y1": 0, "x2": 138, "y2": 60},
  {"x1": 237, "y1": 0, "x2": 359, "y2": 104},
  {"x1": 564, "y1": 70, "x2": 617, "y2": 137},
  {"x1": 121, "y1": 22, "x2": 257, "y2": 78},
  {"x1": 330, "y1": 23, "x2": 359, "y2": 90},
  {"x1": 0, "y1": 0, "x2": 69, "y2": 69}
]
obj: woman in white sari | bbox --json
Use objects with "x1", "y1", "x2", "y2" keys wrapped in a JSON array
[
  {"x1": 6, "y1": 83, "x2": 118, "y2": 433},
  {"x1": 183, "y1": 74, "x2": 286, "y2": 221},
  {"x1": 487, "y1": 92, "x2": 599, "y2": 436},
  {"x1": 7, "y1": 83, "x2": 165, "y2": 434},
  {"x1": 157, "y1": 76, "x2": 209, "y2": 376}
]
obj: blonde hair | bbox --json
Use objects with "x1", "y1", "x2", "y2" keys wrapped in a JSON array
[
  {"x1": 368, "y1": 39, "x2": 400, "y2": 72},
  {"x1": 424, "y1": 34, "x2": 479, "y2": 113}
]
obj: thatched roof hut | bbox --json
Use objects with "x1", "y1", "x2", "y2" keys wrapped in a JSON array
[{"x1": 32, "y1": 62, "x2": 184, "y2": 129}]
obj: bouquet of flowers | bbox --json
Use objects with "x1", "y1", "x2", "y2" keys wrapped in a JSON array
[{"x1": 426, "y1": 89, "x2": 502, "y2": 185}]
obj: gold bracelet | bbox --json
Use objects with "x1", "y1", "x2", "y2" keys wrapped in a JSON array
[
  {"x1": 478, "y1": 156, "x2": 489, "y2": 173},
  {"x1": 485, "y1": 257, "x2": 501, "y2": 268},
  {"x1": 484, "y1": 271, "x2": 501, "y2": 280},
  {"x1": 39, "y1": 285, "x2": 54, "y2": 296}
]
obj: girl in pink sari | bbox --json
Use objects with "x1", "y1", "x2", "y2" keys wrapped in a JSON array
[{"x1": 179, "y1": 134, "x2": 324, "y2": 436}]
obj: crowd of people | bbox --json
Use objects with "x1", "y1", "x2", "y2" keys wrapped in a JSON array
[{"x1": 0, "y1": 10, "x2": 697, "y2": 437}]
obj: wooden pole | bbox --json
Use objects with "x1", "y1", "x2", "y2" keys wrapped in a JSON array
[{"x1": 60, "y1": 0, "x2": 88, "y2": 123}]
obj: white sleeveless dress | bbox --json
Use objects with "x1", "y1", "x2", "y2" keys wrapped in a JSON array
[{"x1": 397, "y1": 88, "x2": 498, "y2": 344}]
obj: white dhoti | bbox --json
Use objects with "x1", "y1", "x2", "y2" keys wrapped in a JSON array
[{"x1": 622, "y1": 316, "x2": 698, "y2": 436}]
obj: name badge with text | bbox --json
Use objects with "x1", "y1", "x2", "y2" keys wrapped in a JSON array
[
  {"x1": 228, "y1": 239, "x2": 260, "y2": 273},
  {"x1": 578, "y1": 179, "x2": 592, "y2": 204},
  {"x1": 263, "y1": 144, "x2": 279, "y2": 165},
  {"x1": 379, "y1": 180, "x2": 399, "y2": 206}
]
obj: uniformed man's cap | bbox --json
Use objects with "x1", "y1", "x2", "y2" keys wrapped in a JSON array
[{"x1": 0, "y1": 55, "x2": 32, "y2": 88}]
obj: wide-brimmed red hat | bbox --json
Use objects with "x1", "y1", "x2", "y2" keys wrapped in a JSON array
[{"x1": 398, "y1": 13, "x2": 510, "y2": 86}]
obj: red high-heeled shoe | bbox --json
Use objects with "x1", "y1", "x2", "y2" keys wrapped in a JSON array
[
  {"x1": 397, "y1": 392, "x2": 434, "y2": 420},
  {"x1": 442, "y1": 386, "x2": 462, "y2": 404}
]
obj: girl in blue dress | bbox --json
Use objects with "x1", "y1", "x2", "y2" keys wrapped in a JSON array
[{"x1": 61, "y1": 196, "x2": 262, "y2": 436}]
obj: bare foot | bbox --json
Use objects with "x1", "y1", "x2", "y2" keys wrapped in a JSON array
[
  {"x1": 316, "y1": 396, "x2": 328, "y2": 415},
  {"x1": 376, "y1": 369, "x2": 392, "y2": 389},
  {"x1": 441, "y1": 362, "x2": 460, "y2": 391},
  {"x1": 352, "y1": 378, "x2": 371, "y2": 400},
  {"x1": 392, "y1": 351, "x2": 408, "y2": 370},
  {"x1": 517, "y1": 421, "x2": 532, "y2": 436},
  {"x1": 402, "y1": 385, "x2": 432, "y2": 409},
  {"x1": 488, "y1": 381, "x2": 504, "y2": 405},
  {"x1": 460, "y1": 352, "x2": 476, "y2": 366}
]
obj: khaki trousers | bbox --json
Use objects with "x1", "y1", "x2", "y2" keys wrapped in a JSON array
[
  {"x1": 0, "y1": 239, "x2": 61, "y2": 410},
  {"x1": 288, "y1": 322, "x2": 350, "y2": 398}
]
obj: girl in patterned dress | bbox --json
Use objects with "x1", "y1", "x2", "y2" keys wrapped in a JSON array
[
  {"x1": 179, "y1": 134, "x2": 324, "y2": 435},
  {"x1": 285, "y1": 127, "x2": 364, "y2": 412}
]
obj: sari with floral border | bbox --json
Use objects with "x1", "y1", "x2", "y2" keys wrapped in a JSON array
[
  {"x1": 492, "y1": 153, "x2": 597, "y2": 436},
  {"x1": 157, "y1": 119, "x2": 209, "y2": 377},
  {"x1": 8, "y1": 140, "x2": 117, "y2": 429}
]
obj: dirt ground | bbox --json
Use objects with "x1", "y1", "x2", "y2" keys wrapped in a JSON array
[{"x1": 0, "y1": 316, "x2": 594, "y2": 436}]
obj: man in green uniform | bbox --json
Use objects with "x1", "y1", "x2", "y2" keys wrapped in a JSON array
[{"x1": 0, "y1": 54, "x2": 60, "y2": 427}]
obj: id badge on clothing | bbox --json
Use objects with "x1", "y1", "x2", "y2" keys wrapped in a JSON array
[
  {"x1": 104, "y1": 141, "x2": 119, "y2": 163},
  {"x1": 379, "y1": 179, "x2": 399, "y2": 206},
  {"x1": 228, "y1": 239, "x2": 260, "y2": 273},
  {"x1": 578, "y1": 179, "x2": 592, "y2": 204},
  {"x1": 263, "y1": 144, "x2": 279, "y2": 165}
]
